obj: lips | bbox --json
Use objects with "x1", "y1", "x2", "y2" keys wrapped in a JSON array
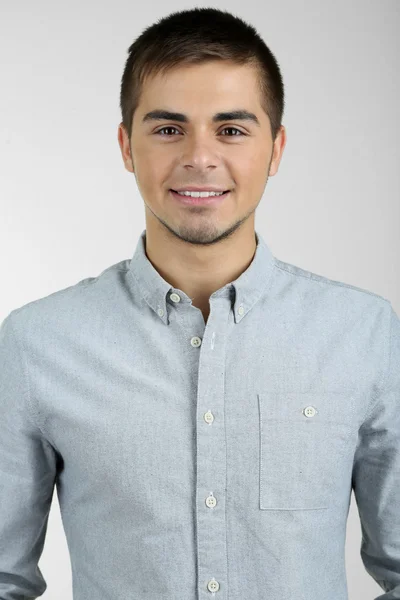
[{"x1": 170, "y1": 189, "x2": 230, "y2": 194}]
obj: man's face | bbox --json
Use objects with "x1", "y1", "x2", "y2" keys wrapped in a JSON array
[{"x1": 118, "y1": 61, "x2": 286, "y2": 245}]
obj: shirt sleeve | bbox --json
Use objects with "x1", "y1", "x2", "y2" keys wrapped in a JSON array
[
  {"x1": 0, "y1": 311, "x2": 58, "y2": 599},
  {"x1": 351, "y1": 301, "x2": 400, "y2": 599}
]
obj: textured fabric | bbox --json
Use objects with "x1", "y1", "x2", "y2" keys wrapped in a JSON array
[{"x1": 0, "y1": 228, "x2": 399, "y2": 600}]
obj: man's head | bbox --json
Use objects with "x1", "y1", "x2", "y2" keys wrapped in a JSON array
[{"x1": 117, "y1": 8, "x2": 286, "y2": 247}]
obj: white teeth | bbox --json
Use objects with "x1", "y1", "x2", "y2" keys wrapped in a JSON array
[{"x1": 175, "y1": 190, "x2": 225, "y2": 198}]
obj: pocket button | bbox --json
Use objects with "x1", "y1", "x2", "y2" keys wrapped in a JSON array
[{"x1": 303, "y1": 405, "x2": 317, "y2": 418}]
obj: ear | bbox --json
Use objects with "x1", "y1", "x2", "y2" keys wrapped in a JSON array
[{"x1": 117, "y1": 123, "x2": 134, "y2": 174}]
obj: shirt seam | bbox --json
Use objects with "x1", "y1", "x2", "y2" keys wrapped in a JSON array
[
  {"x1": 359, "y1": 300, "x2": 392, "y2": 427},
  {"x1": 274, "y1": 262, "x2": 387, "y2": 300},
  {"x1": 9, "y1": 313, "x2": 56, "y2": 449}
]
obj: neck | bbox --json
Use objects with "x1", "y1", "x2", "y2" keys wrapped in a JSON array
[{"x1": 143, "y1": 219, "x2": 258, "y2": 309}]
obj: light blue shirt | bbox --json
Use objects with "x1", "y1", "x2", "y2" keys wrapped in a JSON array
[{"x1": 1, "y1": 229, "x2": 399, "y2": 600}]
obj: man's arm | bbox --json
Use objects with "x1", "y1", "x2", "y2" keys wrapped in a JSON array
[
  {"x1": 0, "y1": 311, "x2": 57, "y2": 599},
  {"x1": 352, "y1": 301, "x2": 400, "y2": 599}
]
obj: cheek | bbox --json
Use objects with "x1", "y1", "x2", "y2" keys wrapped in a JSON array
[
  {"x1": 249, "y1": 149, "x2": 271, "y2": 177},
  {"x1": 234, "y1": 154, "x2": 270, "y2": 199},
  {"x1": 134, "y1": 150, "x2": 167, "y2": 184},
  {"x1": 234, "y1": 155, "x2": 265, "y2": 185}
]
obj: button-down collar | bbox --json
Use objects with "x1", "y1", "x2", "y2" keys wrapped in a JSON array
[{"x1": 129, "y1": 229, "x2": 276, "y2": 324}]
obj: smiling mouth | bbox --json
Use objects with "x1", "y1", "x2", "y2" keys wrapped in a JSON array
[{"x1": 169, "y1": 189, "x2": 231, "y2": 205}]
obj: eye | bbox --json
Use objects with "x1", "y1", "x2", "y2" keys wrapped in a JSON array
[
  {"x1": 155, "y1": 126, "x2": 181, "y2": 136},
  {"x1": 220, "y1": 127, "x2": 245, "y2": 136},
  {"x1": 154, "y1": 126, "x2": 245, "y2": 137}
]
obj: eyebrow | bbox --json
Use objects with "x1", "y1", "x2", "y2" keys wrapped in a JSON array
[{"x1": 141, "y1": 109, "x2": 260, "y2": 127}]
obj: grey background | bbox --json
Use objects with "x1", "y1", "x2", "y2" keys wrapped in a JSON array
[{"x1": 0, "y1": 1, "x2": 399, "y2": 598}]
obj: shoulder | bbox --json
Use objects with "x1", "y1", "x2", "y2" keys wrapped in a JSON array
[{"x1": 5, "y1": 258, "x2": 131, "y2": 338}]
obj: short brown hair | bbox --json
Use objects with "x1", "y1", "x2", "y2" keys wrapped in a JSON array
[{"x1": 119, "y1": 7, "x2": 285, "y2": 142}]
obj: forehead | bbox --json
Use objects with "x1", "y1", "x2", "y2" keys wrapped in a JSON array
[
  {"x1": 138, "y1": 61, "x2": 263, "y2": 116},
  {"x1": 145, "y1": 60, "x2": 259, "y2": 83}
]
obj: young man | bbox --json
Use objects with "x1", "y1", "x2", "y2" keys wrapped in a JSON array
[{"x1": 1, "y1": 7, "x2": 399, "y2": 600}]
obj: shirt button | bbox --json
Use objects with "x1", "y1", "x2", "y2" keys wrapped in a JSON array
[
  {"x1": 303, "y1": 405, "x2": 317, "y2": 418},
  {"x1": 205, "y1": 493, "x2": 217, "y2": 508},
  {"x1": 191, "y1": 336, "x2": 202, "y2": 347},
  {"x1": 238, "y1": 305, "x2": 244, "y2": 315},
  {"x1": 204, "y1": 411, "x2": 214, "y2": 424},
  {"x1": 170, "y1": 292, "x2": 181, "y2": 303},
  {"x1": 157, "y1": 308, "x2": 164, "y2": 317},
  {"x1": 207, "y1": 578, "x2": 220, "y2": 593}
]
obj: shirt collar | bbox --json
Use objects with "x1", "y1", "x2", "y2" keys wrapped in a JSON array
[{"x1": 128, "y1": 229, "x2": 276, "y2": 325}]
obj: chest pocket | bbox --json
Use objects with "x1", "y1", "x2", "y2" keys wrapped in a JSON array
[{"x1": 258, "y1": 391, "x2": 356, "y2": 511}]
